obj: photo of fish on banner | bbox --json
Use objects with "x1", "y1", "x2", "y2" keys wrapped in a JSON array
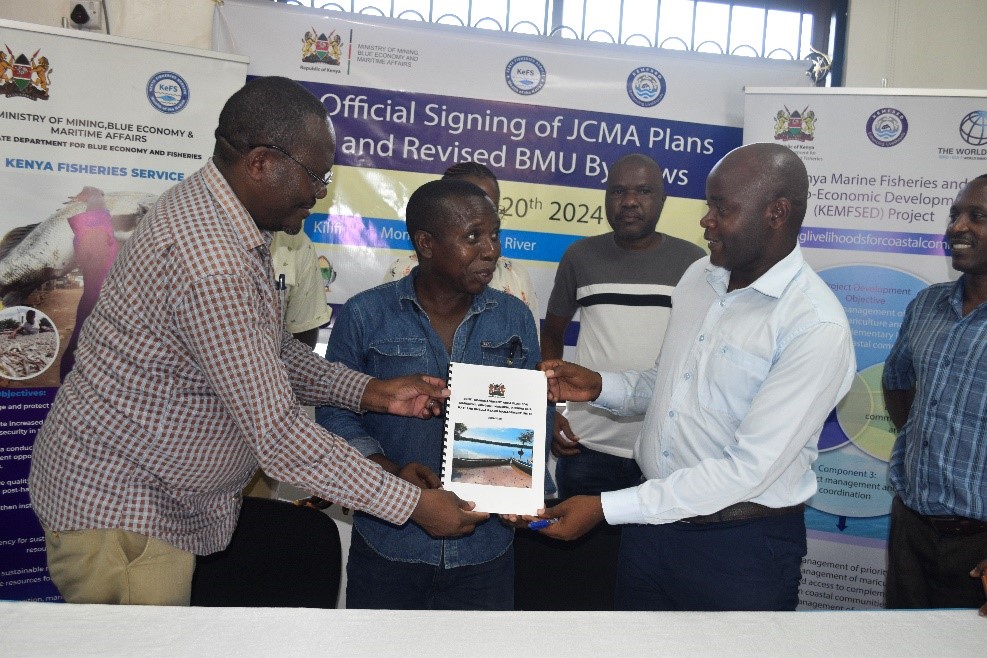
[
  {"x1": 450, "y1": 422, "x2": 536, "y2": 489},
  {"x1": 0, "y1": 187, "x2": 158, "y2": 382},
  {"x1": 0, "y1": 306, "x2": 58, "y2": 380}
]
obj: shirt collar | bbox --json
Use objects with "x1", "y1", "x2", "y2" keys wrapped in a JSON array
[
  {"x1": 396, "y1": 268, "x2": 495, "y2": 315},
  {"x1": 201, "y1": 158, "x2": 269, "y2": 251},
  {"x1": 705, "y1": 243, "x2": 804, "y2": 299},
  {"x1": 946, "y1": 275, "x2": 984, "y2": 317}
]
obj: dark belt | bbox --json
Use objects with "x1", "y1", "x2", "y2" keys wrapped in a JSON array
[
  {"x1": 907, "y1": 505, "x2": 987, "y2": 537},
  {"x1": 679, "y1": 502, "x2": 804, "y2": 525}
]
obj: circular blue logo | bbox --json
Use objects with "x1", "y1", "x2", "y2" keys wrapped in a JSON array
[
  {"x1": 147, "y1": 71, "x2": 189, "y2": 114},
  {"x1": 626, "y1": 67, "x2": 666, "y2": 108},
  {"x1": 959, "y1": 110, "x2": 987, "y2": 146},
  {"x1": 505, "y1": 56, "x2": 546, "y2": 96},
  {"x1": 866, "y1": 107, "x2": 907, "y2": 147}
]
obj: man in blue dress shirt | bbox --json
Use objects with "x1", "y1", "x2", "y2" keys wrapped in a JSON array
[{"x1": 883, "y1": 174, "x2": 987, "y2": 615}]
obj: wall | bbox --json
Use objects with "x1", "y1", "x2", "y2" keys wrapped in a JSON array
[
  {"x1": 2, "y1": 0, "x2": 215, "y2": 49},
  {"x1": 4, "y1": 1, "x2": 987, "y2": 90},
  {"x1": 844, "y1": 0, "x2": 987, "y2": 89}
]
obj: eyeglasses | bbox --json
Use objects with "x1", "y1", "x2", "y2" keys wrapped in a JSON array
[{"x1": 248, "y1": 142, "x2": 333, "y2": 188}]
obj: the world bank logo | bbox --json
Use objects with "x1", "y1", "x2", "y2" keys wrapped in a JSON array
[
  {"x1": 147, "y1": 71, "x2": 189, "y2": 114},
  {"x1": 626, "y1": 67, "x2": 666, "y2": 108},
  {"x1": 505, "y1": 56, "x2": 545, "y2": 96},
  {"x1": 959, "y1": 111, "x2": 987, "y2": 146},
  {"x1": 865, "y1": 107, "x2": 907, "y2": 147}
]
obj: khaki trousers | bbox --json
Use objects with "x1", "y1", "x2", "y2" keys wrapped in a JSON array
[{"x1": 44, "y1": 527, "x2": 195, "y2": 605}]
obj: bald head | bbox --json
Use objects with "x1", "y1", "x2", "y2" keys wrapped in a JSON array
[
  {"x1": 701, "y1": 143, "x2": 809, "y2": 290},
  {"x1": 718, "y1": 143, "x2": 809, "y2": 233}
]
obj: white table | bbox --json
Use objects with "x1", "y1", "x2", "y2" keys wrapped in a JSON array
[{"x1": 1, "y1": 601, "x2": 982, "y2": 657}]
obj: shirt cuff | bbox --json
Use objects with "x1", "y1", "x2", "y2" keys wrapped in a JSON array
[
  {"x1": 346, "y1": 370, "x2": 374, "y2": 414},
  {"x1": 601, "y1": 485, "x2": 645, "y2": 525},
  {"x1": 371, "y1": 472, "x2": 421, "y2": 525},
  {"x1": 592, "y1": 371, "x2": 624, "y2": 411}
]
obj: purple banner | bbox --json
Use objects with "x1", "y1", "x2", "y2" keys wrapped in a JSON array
[
  {"x1": 799, "y1": 226, "x2": 948, "y2": 256},
  {"x1": 290, "y1": 79, "x2": 738, "y2": 199}
]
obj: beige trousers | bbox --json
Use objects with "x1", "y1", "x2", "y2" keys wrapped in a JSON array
[{"x1": 44, "y1": 527, "x2": 195, "y2": 605}]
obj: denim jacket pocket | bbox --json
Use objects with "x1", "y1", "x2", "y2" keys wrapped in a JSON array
[
  {"x1": 480, "y1": 335, "x2": 529, "y2": 367},
  {"x1": 368, "y1": 338, "x2": 430, "y2": 378}
]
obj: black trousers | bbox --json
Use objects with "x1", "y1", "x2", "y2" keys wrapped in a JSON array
[{"x1": 885, "y1": 496, "x2": 987, "y2": 609}]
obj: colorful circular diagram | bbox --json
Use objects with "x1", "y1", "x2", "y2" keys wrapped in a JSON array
[
  {"x1": 835, "y1": 363, "x2": 897, "y2": 461},
  {"x1": 808, "y1": 265, "x2": 930, "y2": 518},
  {"x1": 816, "y1": 265, "x2": 928, "y2": 369}
]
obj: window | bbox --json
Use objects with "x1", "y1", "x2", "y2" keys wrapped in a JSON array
[{"x1": 277, "y1": 0, "x2": 846, "y2": 84}]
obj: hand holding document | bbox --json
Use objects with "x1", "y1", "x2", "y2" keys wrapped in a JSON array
[{"x1": 441, "y1": 362, "x2": 547, "y2": 515}]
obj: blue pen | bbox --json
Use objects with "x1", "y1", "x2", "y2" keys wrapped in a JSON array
[{"x1": 528, "y1": 518, "x2": 559, "y2": 530}]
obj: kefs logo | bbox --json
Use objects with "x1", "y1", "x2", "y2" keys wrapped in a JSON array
[
  {"x1": 626, "y1": 67, "x2": 666, "y2": 108},
  {"x1": 866, "y1": 108, "x2": 908, "y2": 147},
  {"x1": 0, "y1": 46, "x2": 52, "y2": 101},
  {"x1": 505, "y1": 56, "x2": 545, "y2": 96},
  {"x1": 147, "y1": 71, "x2": 189, "y2": 114},
  {"x1": 302, "y1": 28, "x2": 343, "y2": 66},
  {"x1": 773, "y1": 106, "x2": 816, "y2": 142}
]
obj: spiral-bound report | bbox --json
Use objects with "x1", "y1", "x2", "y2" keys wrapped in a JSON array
[{"x1": 441, "y1": 362, "x2": 547, "y2": 514}]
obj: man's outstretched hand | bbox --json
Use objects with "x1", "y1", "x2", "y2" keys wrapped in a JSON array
[
  {"x1": 362, "y1": 374, "x2": 450, "y2": 419},
  {"x1": 410, "y1": 488, "x2": 489, "y2": 538},
  {"x1": 539, "y1": 359, "x2": 603, "y2": 404},
  {"x1": 529, "y1": 495, "x2": 606, "y2": 541}
]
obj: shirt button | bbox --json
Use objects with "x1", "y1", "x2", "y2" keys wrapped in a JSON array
[
  {"x1": 668, "y1": 410, "x2": 675, "y2": 418},
  {"x1": 720, "y1": 300, "x2": 726, "y2": 307},
  {"x1": 930, "y1": 400, "x2": 937, "y2": 408},
  {"x1": 684, "y1": 372, "x2": 691, "y2": 380},
  {"x1": 662, "y1": 450, "x2": 670, "y2": 458},
  {"x1": 698, "y1": 335, "x2": 705, "y2": 342}
]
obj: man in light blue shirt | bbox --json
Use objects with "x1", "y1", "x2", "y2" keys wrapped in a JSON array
[
  {"x1": 882, "y1": 174, "x2": 987, "y2": 614},
  {"x1": 536, "y1": 143, "x2": 856, "y2": 611}
]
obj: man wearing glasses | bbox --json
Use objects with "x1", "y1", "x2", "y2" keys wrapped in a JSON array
[{"x1": 29, "y1": 76, "x2": 486, "y2": 606}]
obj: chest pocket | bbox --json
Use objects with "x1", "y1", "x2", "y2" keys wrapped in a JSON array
[
  {"x1": 480, "y1": 335, "x2": 529, "y2": 368},
  {"x1": 698, "y1": 343, "x2": 771, "y2": 421},
  {"x1": 368, "y1": 338, "x2": 430, "y2": 377}
]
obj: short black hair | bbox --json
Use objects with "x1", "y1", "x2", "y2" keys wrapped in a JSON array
[
  {"x1": 442, "y1": 162, "x2": 497, "y2": 183},
  {"x1": 406, "y1": 178, "x2": 492, "y2": 238},
  {"x1": 215, "y1": 76, "x2": 328, "y2": 157},
  {"x1": 610, "y1": 153, "x2": 663, "y2": 178}
]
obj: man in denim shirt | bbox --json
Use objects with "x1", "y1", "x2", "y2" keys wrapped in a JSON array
[{"x1": 317, "y1": 178, "x2": 551, "y2": 609}]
